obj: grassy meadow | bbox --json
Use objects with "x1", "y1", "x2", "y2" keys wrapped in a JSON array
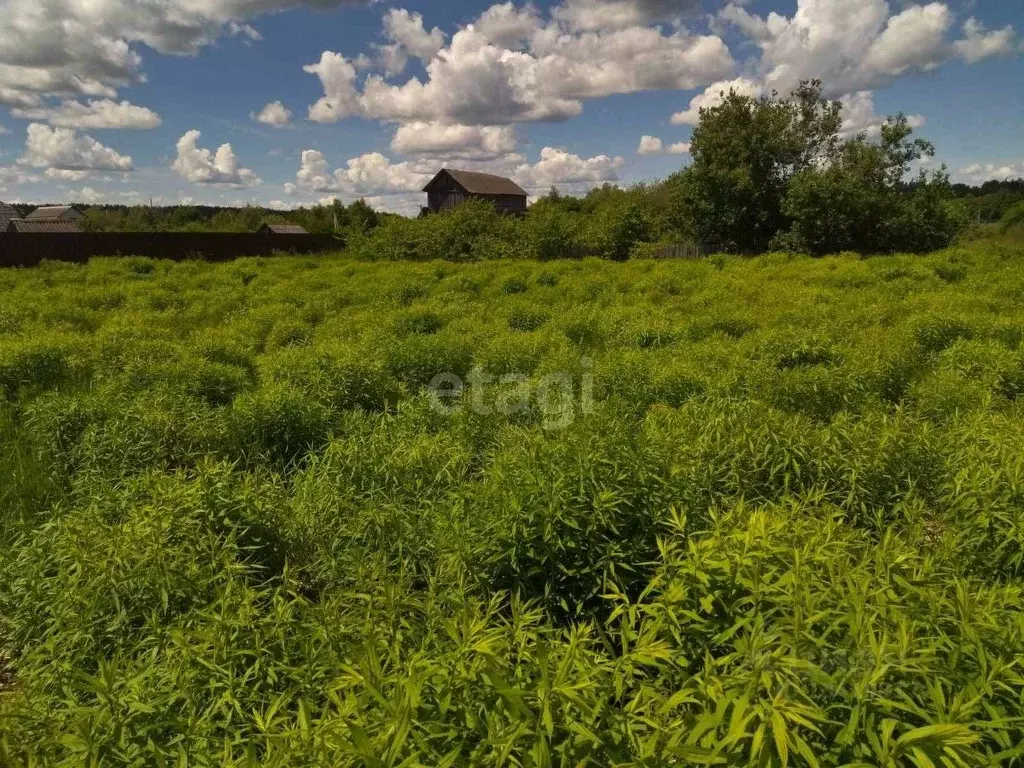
[{"x1": 3, "y1": 243, "x2": 1024, "y2": 765}]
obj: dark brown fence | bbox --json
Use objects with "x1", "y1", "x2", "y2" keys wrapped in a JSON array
[{"x1": 0, "y1": 232, "x2": 344, "y2": 268}]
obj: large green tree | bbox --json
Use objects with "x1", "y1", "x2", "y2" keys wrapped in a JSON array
[
  {"x1": 782, "y1": 116, "x2": 966, "y2": 255},
  {"x1": 674, "y1": 80, "x2": 842, "y2": 253}
]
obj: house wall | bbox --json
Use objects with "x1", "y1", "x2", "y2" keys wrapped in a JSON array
[
  {"x1": 489, "y1": 194, "x2": 528, "y2": 214},
  {"x1": 426, "y1": 185, "x2": 526, "y2": 214},
  {"x1": 427, "y1": 188, "x2": 466, "y2": 212}
]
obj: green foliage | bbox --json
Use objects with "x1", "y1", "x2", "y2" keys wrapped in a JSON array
[
  {"x1": 79, "y1": 198, "x2": 390, "y2": 236},
  {"x1": 782, "y1": 116, "x2": 966, "y2": 255},
  {"x1": 675, "y1": 80, "x2": 842, "y2": 253},
  {"x1": 1001, "y1": 200, "x2": 1024, "y2": 233},
  {"x1": 2, "y1": 245, "x2": 1024, "y2": 764},
  {"x1": 660, "y1": 80, "x2": 968, "y2": 257}
]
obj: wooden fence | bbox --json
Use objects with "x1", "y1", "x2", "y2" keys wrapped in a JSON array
[
  {"x1": 644, "y1": 243, "x2": 705, "y2": 260},
  {"x1": 0, "y1": 232, "x2": 344, "y2": 268}
]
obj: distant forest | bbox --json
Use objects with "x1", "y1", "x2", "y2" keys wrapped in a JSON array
[
  {"x1": 3, "y1": 198, "x2": 387, "y2": 236},
  {"x1": 6, "y1": 176, "x2": 1021, "y2": 237}
]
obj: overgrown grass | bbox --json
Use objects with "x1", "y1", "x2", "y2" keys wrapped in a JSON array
[{"x1": 3, "y1": 245, "x2": 1024, "y2": 765}]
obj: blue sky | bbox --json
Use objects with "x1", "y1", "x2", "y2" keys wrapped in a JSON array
[{"x1": 0, "y1": 0, "x2": 1020, "y2": 213}]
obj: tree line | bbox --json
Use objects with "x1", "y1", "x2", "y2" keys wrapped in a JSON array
[
  {"x1": 28, "y1": 80, "x2": 1023, "y2": 258},
  {"x1": 68, "y1": 198, "x2": 386, "y2": 237}
]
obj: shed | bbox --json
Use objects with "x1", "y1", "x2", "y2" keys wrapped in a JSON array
[
  {"x1": 25, "y1": 205, "x2": 85, "y2": 222},
  {"x1": 7, "y1": 219, "x2": 83, "y2": 233},
  {"x1": 258, "y1": 222, "x2": 308, "y2": 235},
  {"x1": 423, "y1": 169, "x2": 528, "y2": 214},
  {"x1": 0, "y1": 201, "x2": 16, "y2": 232}
]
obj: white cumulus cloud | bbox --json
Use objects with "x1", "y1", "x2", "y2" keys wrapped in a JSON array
[
  {"x1": 717, "y1": 0, "x2": 983, "y2": 97},
  {"x1": 172, "y1": 129, "x2": 260, "y2": 187},
  {"x1": 513, "y1": 146, "x2": 624, "y2": 190},
  {"x1": 840, "y1": 91, "x2": 925, "y2": 139},
  {"x1": 474, "y1": 2, "x2": 542, "y2": 47},
  {"x1": 252, "y1": 100, "x2": 293, "y2": 127},
  {"x1": 294, "y1": 149, "x2": 433, "y2": 196},
  {"x1": 638, "y1": 135, "x2": 690, "y2": 156},
  {"x1": 553, "y1": 0, "x2": 699, "y2": 31},
  {"x1": 305, "y1": 51, "x2": 363, "y2": 123},
  {"x1": 956, "y1": 161, "x2": 1024, "y2": 185},
  {"x1": 954, "y1": 18, "x2": 1017, "y2": 64},
  {"x1": 11, "y1": 99, "x2": 161, "y2": 129},
  {"x1": 0, "y1": 0, "x2": 366, "y2": 107},
  {"x1": 637, "y1": 135, "x2": 662, "y2": 155},
  {"x1": 21, "y1": 123, "x2": 133, "y2": 173},
  {"x1": 671, "y1": 77, "x2": 763, "y2": 125},
  {"x1": 374, "y1": 9, "x2": 446, "y2": 76},
  {"x1": 391, "y1": 122, "x2": 520, "y2": 160},
  {"x1": 73, "y1": 186, "x2": 105, "y2": 204},
  {"x1": 306, "y1": 12, "x2": 733, "y2": 127}
]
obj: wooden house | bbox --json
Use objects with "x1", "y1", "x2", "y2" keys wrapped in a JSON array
[{"x1": 422, "y1": 169, "x2": 528, "y2": 215}]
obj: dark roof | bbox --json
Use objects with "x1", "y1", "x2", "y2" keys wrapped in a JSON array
[
  {"x1": 26, "y1": 205, "x2": 84, "y2": 221},
  {"x1": 259, "y1": 222, "x2": 308, "y2": 234},
  {"x1": 423, "y1": 169, "x2": 528, "y2": 197},
  {"x1": 7, "y1": 219, "x2": 83, "y2": 233},
  {"x1": 0, "y1": 201, "x2": 16, "y2": 231}
]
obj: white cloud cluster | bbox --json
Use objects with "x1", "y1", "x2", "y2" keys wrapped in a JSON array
[
  {"x1": 638, "y1": 135, "x2": 662, "y2": 155},
  {"x1": 303, "y1": 8, "x2": 734, "y2": 132},
  {"x1": 252, "y1": 100, "x2": 293, "y2": 127},
  {"x1": 670, "y1": 77, "x2": 763, "y2": 125},
  {"x1": 474, "y1": 2, "x2": 542, "y2": 48},
  {"x1": 172, "y1": 130, "x2": 261, "y2": 187},
  {"x1": 954, "y1": 18, "x2": 1017, "y2": 64},
  {"x1": 21, "y1": 123, "x2": 134, "y2": 175},
  {"x1": 12, "y1": 99, "x2": 161, "y2": 129},
  {"x1": 553, "y1": 0, "x2": 698, "y2": 31},
  {"x1": 717, "y1": 0, "x2": 1016, "y2": 99},
  {"x1": 227, "y1": 21, "x2": 263, "y2": 42},
  {"x1": 305, "y1": 52, "x2": 363, "y2": 123},
  {"x1": 374, "y1": 9, "x2": 446, "y2": 76},
  {"x1": 294, "y1": 149, "x2": 433, "y2": 196},
  {"x1": 391, "y1": 123, "x2": 520, "y2": 160},
  {"x1": 840, "y1": 91, "x2": 925, "y2": 139},
  {"x1": 291, "y1": 145, "x2": 626, "y2": 200},
  {"x1": 0, "y1": 0, "x2": 365, "y2": 107},
  {"x1": 512, "y1": 147, "x2": 624, "y2": 190},
  {"x1": 73, "y1": 186, "x2": 106, "y2": 204},
  {"x1": 956, "y1": 161, "x2": 1024, "y2": 185},
  {"x1": 638, "y1": 136, "x2": 689, "y2": 155},
  {"x1": 0, "y1": 165, "x2": 36, "y2": 192}
]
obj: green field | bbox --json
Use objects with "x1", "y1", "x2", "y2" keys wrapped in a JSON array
[{"x1": 3, "y1": 245, "x2": 1024, "y2": 765}]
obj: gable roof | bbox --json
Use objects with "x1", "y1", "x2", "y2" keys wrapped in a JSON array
[
  {"x1": 26, "y1": 205, "x2": 84, "y2": 221},
  {"x1": 7, "y1": 219, "x2": 83, "y2": 233},
  {"x1": 258, "y1": 222, "x2": 308, "y2": 234},
  {"x1": 423, "y1": 169, "x2": 528, "y2": 197}
]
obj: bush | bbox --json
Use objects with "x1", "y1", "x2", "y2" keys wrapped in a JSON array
[
  {"x1": 0, "y1": 337, "x2": 81, "y2": 400},
  {"x1": 385, "y1": 334, "x2": 475, "y2": 388},
  {"x1": 1000, "y1": 200, "x2": 1024, "y2": 233},
  {"x1": 5, "y1": 245, "x2": 1024, "y2": 765},
  {"x1": 230, "y1": 385, "x2": 333, "y2": 465}
]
